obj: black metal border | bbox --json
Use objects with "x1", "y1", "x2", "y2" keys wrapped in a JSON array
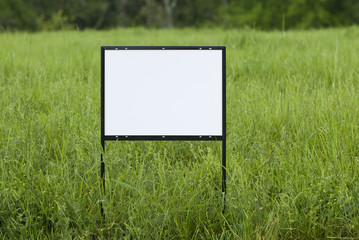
[
  {"x1": 221, "y1": 47, "x2": 227, "y2": 212},
  {"x1": 101, "y1": 46, "x2": 226, "y2": 141},
  {"x1": 104, "y1": 136, "x2": 223, "y2": 141},
  {"x1": 102, "y1": 46, "x2": 224, "y2": 51}
]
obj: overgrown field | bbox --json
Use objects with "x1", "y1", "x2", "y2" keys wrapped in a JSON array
[{"x1": 1, "y1": 27, "x2": 359, "y2": 239}]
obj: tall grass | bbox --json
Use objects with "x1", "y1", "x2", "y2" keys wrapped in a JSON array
[{"x1": 1, "y1": 27, "x2": 359, "y2": 239}]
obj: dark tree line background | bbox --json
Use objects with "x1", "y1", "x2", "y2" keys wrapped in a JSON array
[{"x1": 1, "y1": 0, "x2": 359, "y2": 31}]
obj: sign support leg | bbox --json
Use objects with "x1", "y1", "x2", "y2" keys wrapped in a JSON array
[
  {"x1": 222, "y1": 139, "x2": 226, "y2": 213},
  {"x1": 100, "y1": 139, "x2": 105, "y2": 217}
]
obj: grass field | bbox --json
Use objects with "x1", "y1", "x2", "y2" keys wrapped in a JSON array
[{"x1": 1, "y1": 27, "x2": 359, "y2": 239}]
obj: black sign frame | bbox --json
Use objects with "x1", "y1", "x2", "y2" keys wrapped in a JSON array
[{"x1": 100, "y1": 46, "x2": 226, "y2": 214}]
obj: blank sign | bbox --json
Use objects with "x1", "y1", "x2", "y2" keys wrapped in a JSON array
[{"x1": 103, "y1": 47, "x2": 224, "y2": 137}]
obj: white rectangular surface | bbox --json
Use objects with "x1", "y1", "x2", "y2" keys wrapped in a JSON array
[{"x1": 104, "y1": 49, "x2": 222, "y2": 136}]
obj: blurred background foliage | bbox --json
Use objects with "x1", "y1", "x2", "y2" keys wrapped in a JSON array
[{"x1": 0, "y1": 0, "x2": 359, "y2": 31}]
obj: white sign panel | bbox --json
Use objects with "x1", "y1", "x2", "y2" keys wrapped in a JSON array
[{"x1": 103, "y1": 47, "x2": 224, "y2": 137}]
